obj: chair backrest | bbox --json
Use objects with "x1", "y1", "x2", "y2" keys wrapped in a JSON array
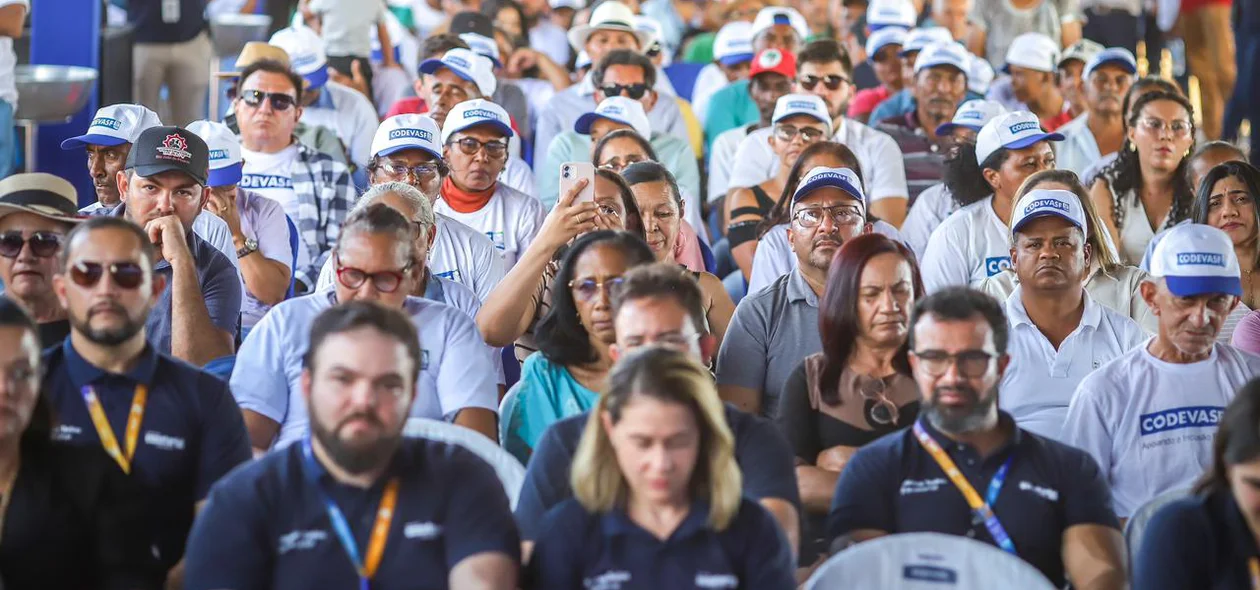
[
  {"x1": 804, "y1": 533, "x2": 1057, "y2": 590},
  {"x1": 1125, "y1": 488, "x2": 1191, "y2": 564},
  {"x1": 698, "y1": 236, "x2": 717, "y2": 275},
  {"x1": 284, "y1": 213, "x2": 299, "y2": 299},
  {"x1": 403, "y1": 418, "x2": 526, "y2": 510},
  {"x1": 498, "y1": 380, "x2": 524, "y2": 446},
  {"x1": 663, "y1": 62, "x2": 706, "y2": 102}
]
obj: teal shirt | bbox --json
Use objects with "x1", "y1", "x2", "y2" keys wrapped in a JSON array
[
  {"x1": 703, "y1": 80, "x2": 759, "y2": 149},
  {"x1": 504, "y1": 353, "x2": 600, "y2": 463},
  {"x1": 537, "y1": 130, "x2": 701, "y2": 209}
]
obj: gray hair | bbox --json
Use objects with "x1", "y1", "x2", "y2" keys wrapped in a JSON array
[
  {"x1": 357, "y1": 181, "x2": 436, "y2": 236},
  {"x1": 335, "y1": 202, "x2": 419, "y2": 266}
]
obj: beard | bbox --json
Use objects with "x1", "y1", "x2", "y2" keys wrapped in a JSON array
[
  {"x1": 925, "y1": 383, "x2": 999, "y2": 434},
  {"x1": 71, "y1": 304, "x2": 145, "y2": 346},
  {"x1": 310, "y1": 410, "x2": 403, "y2": 475}
]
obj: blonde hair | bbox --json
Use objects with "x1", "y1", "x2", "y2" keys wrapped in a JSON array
[
  {"x1": 1014, "y1": 169, "x2": 1122, "y2": 271},
  {"x1": 570, "y1": 347, "x2": 743, "y2": 530}
]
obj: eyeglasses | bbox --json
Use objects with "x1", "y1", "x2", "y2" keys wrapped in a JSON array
[
  {"x1": 600, "y1": 83, "x2": 650, "y2": 100},
  {"x1": 598, "y1": 155, "x2": 646, "y2": 171},
  {"x1": 1137, "y1": 117, "x2": 1193, "y2": 138},
  {"x1": 69, "y1": 261, "x2": 145, "y2": 290},
  {"x1": 624, "y1": 332, "x2": 702, "y2": 350},
  {"x1": 334, "y1": 256, "x2": 414, "y2": 293},
  {"x1": 569, "y1": 276, "x2": 625, "y2": 301},
  {"x1": 237, "y1": 89, "x2": 297, "y2": 112},
  {"x1": 774, "y1": 124, "x2": 828, "y2": 144},
  {"x1": 0, "y1": 231, "x2": 62, "y2": 258},
  {"x1": 855, "y1": 375, "x2": 899, "y2": 425},
  {"x1": 911, "y1": 350, "x2": 998, "y2": 377},
  {"x1": 448, "y1": 137, "x2": 508, "y2": 160},
  {"x1": 373, "y1": 161, "x2": 444, "y2": 183},
  {"x1": 791, "y1": 205, "x2": 864, "y2": 228},
  {"x1": 798, "y1": 74, "x2": 849, "y2": 91}
]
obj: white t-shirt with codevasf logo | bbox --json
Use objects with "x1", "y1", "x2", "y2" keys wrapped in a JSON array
[
  {"x1": 434, "y1": 183, "x2": 544, "y2": 269},
  {"x1": 240, "y1": 144, "x2": 311, "y2": 271},
  {"x1": 920, "y1": 195, "x2": 1012, "y2": 294}
]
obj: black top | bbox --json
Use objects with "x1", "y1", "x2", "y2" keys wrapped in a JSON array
[
  {"x1": 1134, "y1": 489, "x2": 1259, "y2": 590},
  {"x1": 37, "y1": 319, "x2": 69, "y2": 350},
  {"x1": 778, "y1": 362, "x2": 920, "y2": 461},
  {"x1": 127, "y1": 0, "x2": 207, "y2": 44},
  {"x1": 0, "y1": 442, "x2": 163, "y2": 590}
]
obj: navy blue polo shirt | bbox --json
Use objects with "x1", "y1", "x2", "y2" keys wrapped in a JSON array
[
  {"x1": 43, "y1": 339, "x2": 251, "y2": 568},
  {"x1": 128, "y1": 0, "x2": 207, "y2": 44},
  {"x1": 828, "y1": 412, "x2": 1119, "y2": 586},
  {"x1": 1133, "y1": 489, "x2": 1259, "y2": 589},
  {"x1": 514, "y1": 404, "x2": 801, "y2": 540},
  {"x1": 527, "y1": 497, "x2": 795, "y2": 589},
  {"x1": 183, "y1": 437, "x2": 521, "y2": 590}
]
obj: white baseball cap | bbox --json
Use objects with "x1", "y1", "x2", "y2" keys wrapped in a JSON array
[
  {"x1": 1011, "y1": 188, "x2": 1087, "y2": 235},
  {"x1": 866, "y1": 0, "x2": 917, "y2": 29},
  {"x1": 459, "y1": 33, "x2": 502, "y2": 68},
  {"x1": 866, "y1": 27, "x2": 908, "y2": 61},
  {"x1": 900, "y1": 27, "x2": 953, "y2": 56},
  {"x1": 441, "y1": 99, "x2": 514, "y2": 144},
  {"x1": 1149, "y1": 223, "x2": 1242, "y2": 297},
  {"x1": 975, "y1": 111, "x2": 1065, "y2": 164},
  {"x1": 792, "y1": 166, "x2": 866, "y2": 207},
  {"x1": 751, "y1": 7, "x2": 809, "y2": 43},
  {"x1": 269, "y1": 25, "x2": 329, "y2": 89},
  {"x1": 372, "y1": 114, "x2": 443, "y2": 160},
  {"x1": 567, "y1": 2, "x2": 654, "y2": 52},
  {"x1": 935, "y1": 99, "x2": 1008, "y2": 137},
  {"x1": 967, "y1": 54, "x2": 996, "y2": 95},
  {"x1": 1084, "y1": 47, "x2": 1138, "y2": 78},
  {"x1": 419, "y1": 48, "x2": 497, "y2": 98},
  {"x1": 714, "y1": 22, "x2": 755, "y2": 66},
  {"x1": 1058, "y1": 38, "x2": 1104, "y2": 68},
  {"x1": 61, "y1": 104, "x2": 162, "y2": 150},
  {"x1": 574, "y1": 96, "x2": 651, "y2": 138},
  {"x1": 771, "y1": 94, "x2": 833, "y2": 135},
  {"x1": 550, "y1": 0, "x2": 583, "y2": 9},
  {"x1": 635, "y1": 16, "x2": 664, "y2": 51},
  {"x1": 186, "y1": 120, "x2": 242, "y2": 188},
  {"x1": 1003, "y1": 32, "x2": 1059, "y2": 73},
  {"x1": 913, "y1": 42, "x2": 970, "y2": 75}
]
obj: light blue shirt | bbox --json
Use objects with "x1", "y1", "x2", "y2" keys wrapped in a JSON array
[
  {"x1": 503, "y1": 353, "x2": 600, "y2": 463},
  {"x1": 537, "y1": 130, "x2": 700, "y2": 209},
  {"x1": 534, "y1": 73, "x2": 688, "y2": 162}
]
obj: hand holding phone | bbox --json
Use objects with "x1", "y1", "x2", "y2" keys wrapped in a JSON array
[{"x1": 559, "y1": 162, "x2": 596, "y2": 205}]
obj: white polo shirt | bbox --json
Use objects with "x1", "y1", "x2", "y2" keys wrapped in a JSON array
[
  {"x1": 230, "y1": 288, "x2": 499, "y2": 450},
  {"x1": 1000, "y1": 287, "x2": 1147, "y2": 441},
  {"x1": 435, "y1": 183, "x2": 544, "y2": 269},
  {"x1": 1062, "y1": 342, "x2": 1260, "y2": 517},
  {"x1": 901, "y1": 182, "x2": 958, "y2": 261},
  {"x1": 746, "y1": 220, "x2": 906, "y2": 295},
  {"x1": 726, "y1": 117, "x2": 908, "y2": 203},
  {"x1": 920, "y1": 196, "x2": 1012, "y2": 293}
]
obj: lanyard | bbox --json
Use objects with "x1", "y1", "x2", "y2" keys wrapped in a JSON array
[
  {"x1": 80, "y1": 384, "x2": 148, "y2": 474},
  {"x1": 303, "y1": 441, "x2": 399, "y2": 588},
  {"x1": 912, "y1": 421, "x2": 1017, "y2": 555},
  {"x1": 1250, "y1": 557, "x2": 1260, "y2": 590}
]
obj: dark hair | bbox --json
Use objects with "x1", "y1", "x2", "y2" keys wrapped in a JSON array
[
  {"x1": 592, "y1": 128, "x2": 660, "y2": 166},
  {"x1": 1189, "y1": 141, "x2": 1247, "y2": 188},
  {"x1": 611, "y1": 263, "x2": 707, "y2": 336},
  {"x1": 943, "y1": 142, "x2": 1008, "y2": 207},
  {"x1": 1196, "y1": 377, "x2": 1260, "y2": 494},
  {"x1": 593, "y1": 49, "x2": 657, "y2": 89},
  {"x1": 1193, "y1": 162, "x2": 1260, "y2": 270},
  {"x1": 0, "y1": 298, "x2": 53, "y2": 452},
  {"x1": 238, "y1": 58, "x2": 304, "y2": 103},
  {"x1": 1121, "y1": 76, "x2": 1181, "y2": 123},
  {"x1": 303, "y1": 301, "x2": 423, "y2": 382},
  {"x1": 797, "y1": 38, "x2": 853, "y2": 77},
  {"x1": 1099, "y1": 90, "x2": 1196, "y2": 232},
  {"x1": 595, "y1": 168, "x2": 646, "y2": 240},
  {"x1": 481, "y1": 0, "x2": 532, "y2": 33},
  {"x1": 818, "y1": 234, "x2": 922, "y2": 405},
  {"x1": 535, "y1": 231, "x2": 656, "y2": 366},
  {"x1": 60, "y1": 216, "x2": 158, "y2": 271},
  {"x1": 421, "y1": 33, "x2": 470, "y2": 62},
  {"x1": 907, "y1": 287, "x2": 1008, "y2": 354},
  {"x1": 759, "y1": 141, "x2": 866, "y2": 237},
  {"x1": 621, "y1": 160, "x2": 683, "y2": 209}
]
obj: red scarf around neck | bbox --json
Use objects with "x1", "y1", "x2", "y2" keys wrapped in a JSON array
[{"x1": 440, "y1": 176, "x2": 496, "y2": 213}]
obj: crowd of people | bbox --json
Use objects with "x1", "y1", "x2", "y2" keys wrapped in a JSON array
[{"x1": 5, "y1": 0, "x2": 1260, "y2": 587}]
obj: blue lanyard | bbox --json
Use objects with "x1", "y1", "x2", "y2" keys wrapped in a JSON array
[
  {"x1": 302, "y1": 440, "x2": 398, "y2": 589},
  {"x1": 913, "y1": 422, "x2": 1018, "y2": 555}
]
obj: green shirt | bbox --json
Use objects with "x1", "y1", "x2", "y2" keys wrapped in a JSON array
[{"x1": 703, "y1": 79, "x2": 759, "y2": 149}]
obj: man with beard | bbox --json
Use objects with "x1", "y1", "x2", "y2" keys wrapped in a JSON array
[
  {"x1": 0, "y1": 174, "x2": 82, "y2": 345},
  {"x1": 1065, "y1": 224, "x2": 1260, "y2": 521},
  {"x1": 232, "y1": 204, "x2": 499, "y2": 450},
  {"x1": 186, "y1": 301, "x2": 520, "y2": 589},
  {"x1": 42, "y1": 215, "x2": 251, "y2": 586},
  {"x1": 997, "y1": 189, "x2": 1145, "y2": 442},
  {"x1": 876, "y1": 42, "x2": 968, "y2": 200},
  {"x1": 1055, "y1": 48, "x2": 1136, "y2": 178},
  {"x1": 717, "y1": 166, "x2": 868, "y2": 417},
  {"x1": 828, "y1": 287, "x2": 1127, "y2": 589}
]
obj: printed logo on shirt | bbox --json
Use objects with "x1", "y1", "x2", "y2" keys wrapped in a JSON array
[
  {"x1": 1018, "y1": 480, "x2": 1059, "y2": 502},
  {"x1": 240, "y1": 174, "x2": 294, "y2": 189},
  {"x1": 53, "y1": 424, "x2": 82, "y2": 441},
  {"x1": 434, "y1": 269, "x2": 463, "y2": 282},
  {"x1": 1024, "y1": 198, "x2": 1069, "y2": 215},
  {"x1": 91, "y1": 117, "x2": 123, "y2": 130},
  {"x1": 695, "y1": 572, "x2": 739, "y2": 588},
  {"x1": 1175, "y1": 252, "x2": 1226, "y2": 267},
  {"x1": 899, "y1": 477, "x2": 948, "y2": 495},
  {"x1": 404, "y1": 521, "x2": 443, "y2": 540},
  {"x1": 278, "y1": 529, "x2": 328, "y2": 554},
  {"x1": 144, "y1": 431, "x2": 186, "y2": 451},
  {"x1": 1140, "y1": 406, "x2": 1224, "y2": 436},
  {"x1": 389, "y1": 128, "x2": 434, "y2": 143},
  {"x1": 1008, "y1": 121, "x2": 1039, "y2": 134},
  {"x1": 583, "y1": 570, "x2": 631, "y2": 590},
  {"x1": 984, "y1": 256, "x2": 1012, "y2": 276},
  {"x1": 485, "y1": 231, "x2": 506, "y2": 251},
  {"x1": 903, "y1": 565, "x2": 958, "y2": 583}
]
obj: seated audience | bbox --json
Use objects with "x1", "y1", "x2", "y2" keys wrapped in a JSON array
[
  {"x1": 708, "y1": 47, "x2": 797, "y2": 208},
  {"x1": 829, "y1": 287, "x2": 1126, "y2": 588},
  {"x1": 1077, "y1": 76, "x2": 1184, "y2": 186},
  {"x1": 593, "y1": 129, "x2": 707, "y2": 238},
  {"x1": 691, "y1": 21, "x2": 755, "y2": 126},
  {"x1": 1055, "y1": 48, "x2": 1137, "y2": 178},
  {"x1": 1196, "y1": 162, "x2": 1260, "y2": 313},
  {"x1": 1003, "y1": 33, "x2": 1072, "y2": 131},
  {"x1": 186, "y1": 302, "x2": 519, "y2": 589},
  {"x1": 868, "y1": 28, "x2": 956, "y2": 125},
  {"x1": 848, "y1": 27, "x2": 906, "y2": 123},
  {"x1": 778, "y1": 233, "x2": 923, "y2": 563},
  {"x1": 526, "y1": 347, "x2": 796, "y2": 589},
  {"x1": 0, "y1": 173, "x2": 81, "y2": 345},
  {"x1": 1055, "y1": 40, "x2": 1103, "y2": 121}
]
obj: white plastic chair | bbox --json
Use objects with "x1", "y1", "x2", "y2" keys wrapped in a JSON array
[
  {"x1": 403, "y1": 418, "x2": 526, "y2": 510},
  {"x1": 804, "y1": 532, "x2": 1057, "y2": 590},
  {"x1": 1124, "y1": 488, "x2": 1190, "y2": 564},
  {"x1": 498, "y1": 381, "x2": 524, "y2": 446}
]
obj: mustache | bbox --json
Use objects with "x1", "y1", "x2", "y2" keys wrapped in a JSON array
[
  {"x1": 336, "y1": 412, "x2": 384, "y2": 432},
  {"x1": 88, "y1": 301, "x2": 127, "y2": 317},
  {"x1": 931, "y1": 385, "x2": 979, "y2": 404}
]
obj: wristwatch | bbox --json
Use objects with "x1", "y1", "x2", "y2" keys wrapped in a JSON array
[{"x1": 236, "y1": 238, "x2": 259, "y2": 259}]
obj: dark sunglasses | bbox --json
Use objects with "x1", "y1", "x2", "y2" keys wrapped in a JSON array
[
  {"x1": 798, "y1": 74, "x2": 849, "y2": 91},
  {"x1": 449, "y1": 137, "x2": 509, "y2": 159},
  {"x1": 335, "y1": 256, "x2": 414, "y2": 293},
  {"x1": 0, "y1": 231, "x2": 62, "y2": 258},
  {"x1": 238, "y1": 89, "x2": 297, "y2": 111},
  {"x1": 69, "y1": 261, "x2": 145, "y2": 290},
  {"x1": 600, "y1": 83, "x2": 650, "y2": 100}
]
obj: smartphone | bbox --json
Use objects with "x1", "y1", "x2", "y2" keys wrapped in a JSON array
[{"x1": 559, "y1": 162, "x2": 596, "y2": 205}]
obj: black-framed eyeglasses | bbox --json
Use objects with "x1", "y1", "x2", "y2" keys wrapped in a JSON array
[
  {"x1": 774, "y1": 123, "x2": 828, "y2": 144},
  {"x1": 568, "y1": 276, "x2": 625, "y2": 301},
  {"x1": 0, "y1": 231, "x2": 62, "y2": 258},
  {"x1": 911, "y1": 350, "x2": 998, "y2": 377},
  {"x1": 600, "y1": 83, "x2": 650, "y2": 100},
  {"x1": 448, "y1": 136, "x2": 508, "y2": 159},
  {"x1": 334, "y1": 255, "x2": 415, "y2": 293},
  {"x1": 791, "y1": 205, "x2": 863, "y2": 228},
  {"x1": 372, "y1": 160, "x2": 445, "y2": 183},
  {"x1": 237, "y1": 89, "x2": 297, "y2": 111},
  {"x1": 798, "y1": 74, "x2": 849, "y2": 91}
]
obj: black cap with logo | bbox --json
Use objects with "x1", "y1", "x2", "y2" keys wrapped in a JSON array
[
  {"x1": 124, "y1": 125, "x2": 209, "y2": 186},
  {"x1": 450, "y1": 12, "x2": 495, "y2": 39}
]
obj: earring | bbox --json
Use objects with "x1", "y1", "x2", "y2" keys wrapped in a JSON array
[{"x1": 1128, "y1": 143, "x2": 1137, "y2": 152}]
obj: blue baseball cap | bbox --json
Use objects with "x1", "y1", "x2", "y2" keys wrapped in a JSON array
[
  {"x1": 1084, "y1": 47, "x2": 1138, "y2": 78},
  {"x1": 792, "y1": 166, "x2": 866, "y2": 208}
]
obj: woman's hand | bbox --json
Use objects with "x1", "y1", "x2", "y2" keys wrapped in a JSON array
[
  {"x1": 536, "y1": 178, "x2": 602, "y2": 250},
  {"x1": 816, "y1": 445, "x2": 861, "y2": 472}
]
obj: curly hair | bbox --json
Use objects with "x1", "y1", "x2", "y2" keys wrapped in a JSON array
[
  {"x1": 942, "y1": 142, "x2": 1009, "y2": 208},
  {"x1": 1097, "y1": 90, "x2": 1196, "y2": 232}
]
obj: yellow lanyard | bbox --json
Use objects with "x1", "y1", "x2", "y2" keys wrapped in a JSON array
[
  {"x1": 1249, "y1": 557, "x2": 1260, "y2": 590},
  {"x1": 81, "y1": 384, "x2": 148, "y2": 474}
]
